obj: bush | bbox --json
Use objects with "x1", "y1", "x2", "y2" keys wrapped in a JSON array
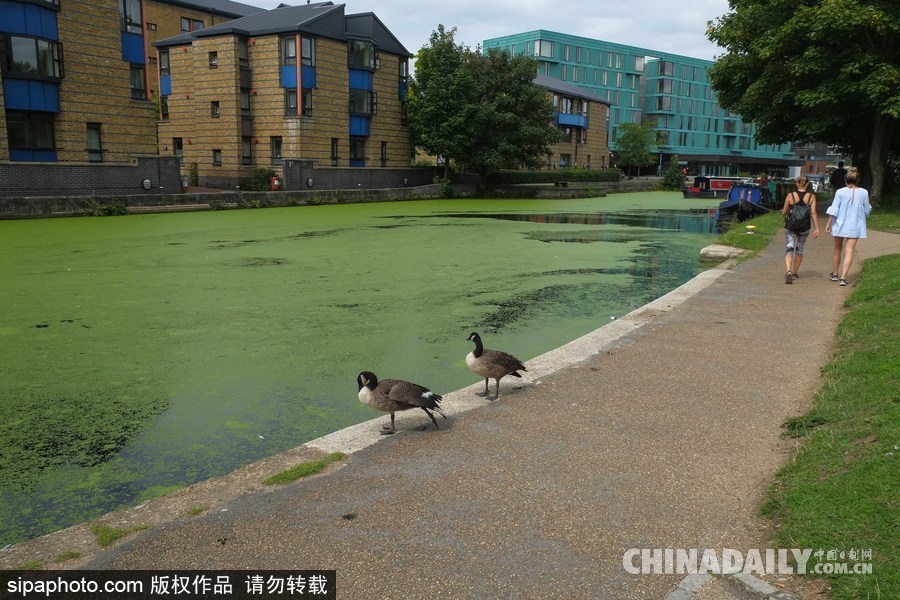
[
  {"x1": 659, "y1": 158, "x2": 685, "y2": 191},
  {"x1": 239, "y1": 167, "x2": 277, "y2": 191}
]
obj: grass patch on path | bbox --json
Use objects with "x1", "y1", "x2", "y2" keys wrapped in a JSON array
[
  {"x1": 262, "y1": 452, "x2": 347, "y2": 485},
  {"x1": 763, "y1": 254, "x2": 899, "y2": 599},
  {"x1": 90, "y1": 523, "x2": 150, "y2": 548}
]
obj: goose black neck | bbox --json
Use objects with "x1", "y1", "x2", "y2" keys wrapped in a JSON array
[{"x1": 472, "y1": 335, "x2": 484, "y2": 358}]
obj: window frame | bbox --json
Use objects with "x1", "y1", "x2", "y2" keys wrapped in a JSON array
[
  {"x1": 86, "y1": 122, "x2": 102, "y2": 163},
  {"x1": 0, "y1": 34, "x2": 65, "y2": 80},
  {"x1": 6, "y1": 111, "x2": 55, "y2": 152},
  {"x1": 210, "y1": 101, "x2": 220, "y2": 118},
  {"x1": 130, "y1": 64, "x2": 146, "y2": 100},
  {"x1": 213, "y1": 149, "x2": 222, "y2": 166},
  {"x1": 271, "y1": 136, "x2": 283, "y2": 166},
  {"x1": 241, "y1": 136, "x2": 253, "y2": 166}
]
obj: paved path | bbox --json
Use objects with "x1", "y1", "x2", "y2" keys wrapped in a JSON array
[{"x1": 59, "y1": 229, "x2": 900, "y2": 597}]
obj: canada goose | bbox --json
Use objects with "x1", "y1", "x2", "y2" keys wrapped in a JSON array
[
  {"x1": 465, "y1": 332, "x2": 526, "y2": 400},
  {"x1": 356, "y1": 371, "x2": 446, "y2": 435}
]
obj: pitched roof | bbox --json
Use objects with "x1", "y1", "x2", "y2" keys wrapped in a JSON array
[
  {"x1": 153, "y1": 2, "x2": 412, "y2": 57},
  {"x1": 533, "y1": 73, "x2": 611, "y2": 104},
  {"x1": 152, "y1": 0, "x2": 266, "y2": 19}
]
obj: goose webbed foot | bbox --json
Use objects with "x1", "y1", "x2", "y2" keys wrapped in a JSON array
[{"x1": 380, "y1": 427, "x2": 396, "y2": 435}]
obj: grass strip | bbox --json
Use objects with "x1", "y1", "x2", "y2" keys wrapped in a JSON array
[
  {"x1": 712, "y1": 211, "x2": 783, "y2": 257},
  {"x1": 90, "y1": 523, "x2": 150, "y2": 548},
  {"x1": 763, "y1": 253, "x2": 899, "y2": 599},
  {"x1": 262, "y1": 452, "x2": 347, "y2": 486}
]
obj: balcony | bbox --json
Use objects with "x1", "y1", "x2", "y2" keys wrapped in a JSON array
[{"x1": 554, "y1": 111, "x2": 588, "y2": 128}]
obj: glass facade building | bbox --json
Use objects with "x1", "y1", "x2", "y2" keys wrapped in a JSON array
[{"x1": 484, "y1": 30, "x2": 800, "y2": 176}]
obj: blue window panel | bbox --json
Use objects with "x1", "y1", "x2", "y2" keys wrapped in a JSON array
[
  {"x1": 349, "y1": 69, "x2": 372, "y2": 90},
  {"x1": 398, "y1": 82, "x2": 407, "y2": 100},
  {"x1": 557, "y1": 112, "x2": 588, "y2": 128},
  {"x1": 0, "y1": 1, "x2": 57, "y2": 37},
  {"x1": 301, "y1": 65, "x2": 316, "y2": 88},
  {"x1": 121, "y1": 32, "x2": 145, "y2": 64},
  {"x1": 160, "y1": 74, "x2": 172, "y2": 96},
  {"x1": 349, "y1": 159, "x2": 365, "y2": 167},
  {"x1": 10, "y1": 149, "x2": 57, "y2": 162},
  {"x1": 280, "y1": 65, "x2": 296, "y2": 88},
  {"x1": 3, "y1": 79, "x2": 60, "y2": 112},
  {"x1": 349, "y1": 116, "x2": 370, "y2": 137}
]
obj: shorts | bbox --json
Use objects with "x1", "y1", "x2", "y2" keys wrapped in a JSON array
[{"x1": 785, "y1": 230, "x2": 810, "y2": 256}]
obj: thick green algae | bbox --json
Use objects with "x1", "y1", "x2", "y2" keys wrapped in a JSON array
[{"x1": 0, "y1": 192, "x2": 719, "y2": 544}]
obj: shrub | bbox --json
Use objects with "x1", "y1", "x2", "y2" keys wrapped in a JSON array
[{"x1": 239, "y1": 167, "x2": 277, "y2": 191}]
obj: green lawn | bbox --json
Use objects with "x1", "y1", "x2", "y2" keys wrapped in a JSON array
[
  {"x1": 712, "y1": 195, "x2": 899, "y2": 598},
  {"x1": 763, "y1": 254, "x2": 899, "y2": 599}
]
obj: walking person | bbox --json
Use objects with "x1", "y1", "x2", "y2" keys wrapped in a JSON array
[
  {"x1": 829, "y1": 161, "x2": 848, "y2": 193},
  {"x1": 825, "y1": 168, "x2": 872, "y2": 286},
  {"x1": 781, "y1": 175, "x2": 819, "y2": 284}
]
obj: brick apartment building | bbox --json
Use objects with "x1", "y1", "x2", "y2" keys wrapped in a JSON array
[
  {"x1": 535, "y1": 73, "x2": 610, "y2": 170},
  {"x1": 0, "y1": 0, "x2": 262, "y2": 195},
  {"x1": 153, "y1": 1, "x2": 413, "y2": 188}
]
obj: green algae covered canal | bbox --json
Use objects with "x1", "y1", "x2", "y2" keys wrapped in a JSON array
[{"x1": 0, "y1": 192, "x2": 719, "y2": 544}]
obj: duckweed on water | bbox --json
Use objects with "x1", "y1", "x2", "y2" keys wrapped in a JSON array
[{"x1": 0, "y1": 193, "x2": 720, "y2": 544}]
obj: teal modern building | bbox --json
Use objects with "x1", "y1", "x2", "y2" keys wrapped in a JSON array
[{"x1": 484, "y1": 31, "x2": 801, "y2": 177}]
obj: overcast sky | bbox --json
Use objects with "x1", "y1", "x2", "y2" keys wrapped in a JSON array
[{"x1": 249, "y1": 0, "x2": 732, "y2": 62}]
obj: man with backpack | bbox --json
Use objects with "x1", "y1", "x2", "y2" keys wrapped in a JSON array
[{"x1": 781, "y1": 175, "x2": 820, "y2": 284}]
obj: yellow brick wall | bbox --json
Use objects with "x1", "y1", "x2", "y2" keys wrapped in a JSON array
[
  {"x1": 157, "y1": 31, "x2": 413, "y2": 181},
  {"x1": 369, "y1": 52, "x2": 412, "y2": 167},
  {"x1": 143, "y1": 0, "x2": 241, "y2": 98},
  {"x1": 56, "y1": 0, "x2": 157, "y2": 163}
]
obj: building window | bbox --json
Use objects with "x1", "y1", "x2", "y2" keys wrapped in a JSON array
[
  {"x1": 173, "y1": 137, "x2": 183, "y2": 163},
  {"x1": 7, "y1": 111, "x2": 55, "y2": 154},
  {"x1": 657, "y1": 96, "x2": 672, "y2": 111},
  {"x1": 241, "y1": 137, "x2": 252, "y2": 165},
  {"x1": 349, "y1": 89, "x2": 376, "y2": 115},
  {"x1": 281, "y1": 36, "x2": 296, "y2": 66},
  {"x1": 238, "y1": 38, "x2": 249, "y2": 66},
  {"x1": 559, "y1": 154, "x2": 571, "y2": 167},
  {"x1": 120, "y1": 0, "x2": 142, "y2": 34},
  {"x1": 210, "y1": 101, "x2": 220, "y2": 117},
  {"x1": 285, "y1": 88, "x2": 297, "y2": 114},
  {"x1": 658, "y1": 78, "x2": 673, "y2": 94},
  {"x1": 658, "y1": 60, "x2": 674, "y2": 76},
  {"x1": 301, "y1": 37, "x2": 315, "y2": 66},
  {"x1": 180, "y1": 17, "x2": 202, "y2": 32},
  {"x1": 400, "y1": 103, "x2": 408, "y2": 126},
  {"x1": 240, "y1": 88, "x2": 250, "y2": 117},
  {"x1": 348, "y1": 39, "x2": 376, "y2": 69},
  {"x1": 130, "y1": 65, "x2": 146, "y2": 100},
  {"x1": 399, "y1": 60, "x2": 407, "y2": 85},
  {"x1": 380, "y1": 141, "x2": 387, "y2": 167},
  {"x1": 331, "y1": 138, "x2": 339, "y2": 166},
  {"x1": 0, "y1": 35, "x2": 65, "y2": 79},
  {"x1": 159, "y1": 49, "x2": 169, "y2": 75},
  {"x1": 146, "y1": 22, "x2": 157, "y2": 31},
  {"x1": 213, "y1": 149, "x2": 222, "y2": 166},
  {"x1": 208, "y1": 51, "x2": 217, "y2": 68},
  {"x1": 271, "y1": 137, "x2": 282, "y2": 165},
  {"x1": 634, "y1": 56, "x2": 644, "y2": 72},
  {"x1": 148, "y1": 56, "x2": 157, "y2": 65},
  {"x1": 349, "y1": 136, "x2": 365, "y2": 163},
  {"x1": 301, "y1": 88, "x2": 312, "y2": 116},
  {"x1": 538, "y1": 40, "x2": 552, "y2": 58},
  {"x1": 86, "y1": 122, "x2": 102, "y2": 162},
  {"x1": 160, "y1": 95, "x2": 169, "y2": 119}
]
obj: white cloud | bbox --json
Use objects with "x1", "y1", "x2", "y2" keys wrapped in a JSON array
[{"x1": 251, "y1": 0, "x2": 731, "y2": 61}]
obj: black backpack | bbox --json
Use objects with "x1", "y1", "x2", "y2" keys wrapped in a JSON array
[{"x1": 785, "y1": 191, "x2": 811, "y2": 233}]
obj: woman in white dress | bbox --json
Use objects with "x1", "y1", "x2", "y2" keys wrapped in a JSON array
[{"x1": 825, "y1": 168, "x2": 872, "y2": 286}]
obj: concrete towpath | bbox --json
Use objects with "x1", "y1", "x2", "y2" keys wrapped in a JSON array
[{"x1": 17, "y1": 228, "x2": 899, "y2": 598}]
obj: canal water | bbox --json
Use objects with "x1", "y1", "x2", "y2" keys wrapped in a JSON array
[{"x1": 0, "y1": 192, "x2": 719, "y2": 544}]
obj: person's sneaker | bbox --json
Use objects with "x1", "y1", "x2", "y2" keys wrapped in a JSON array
[
  {"x1": 839, "y1": 278, "x2": 848, "y2": 286},
  {"x1": 829, "y1": 272, "x2": 840, "y2": 281},
  {"x1": 785, "y1": 271, "x2": 793, "y2": 284},
  {"x1": 792, "y1": 272, "x2": 800, "y2": 279}
]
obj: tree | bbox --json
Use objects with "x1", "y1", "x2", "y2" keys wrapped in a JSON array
[
  {"x1": 707, "y1": 0, "x2": 900, "y2": 201},
  {"x1": 660, "y1": 155, "x2": 685, "y2": 191},
  {"x1": 615, "y1": 122, "x2": 657, "y2": 176},
  {"x1": 407, "y1": 26, "x2": 479, "y2": 179},
  {"x1": 408, "y1": 26, "x2": 560, "y2": 180}
]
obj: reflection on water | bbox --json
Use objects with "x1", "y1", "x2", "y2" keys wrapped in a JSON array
[{"x1": 0, "y1": 195, "x2": 717, "y2": 544}]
